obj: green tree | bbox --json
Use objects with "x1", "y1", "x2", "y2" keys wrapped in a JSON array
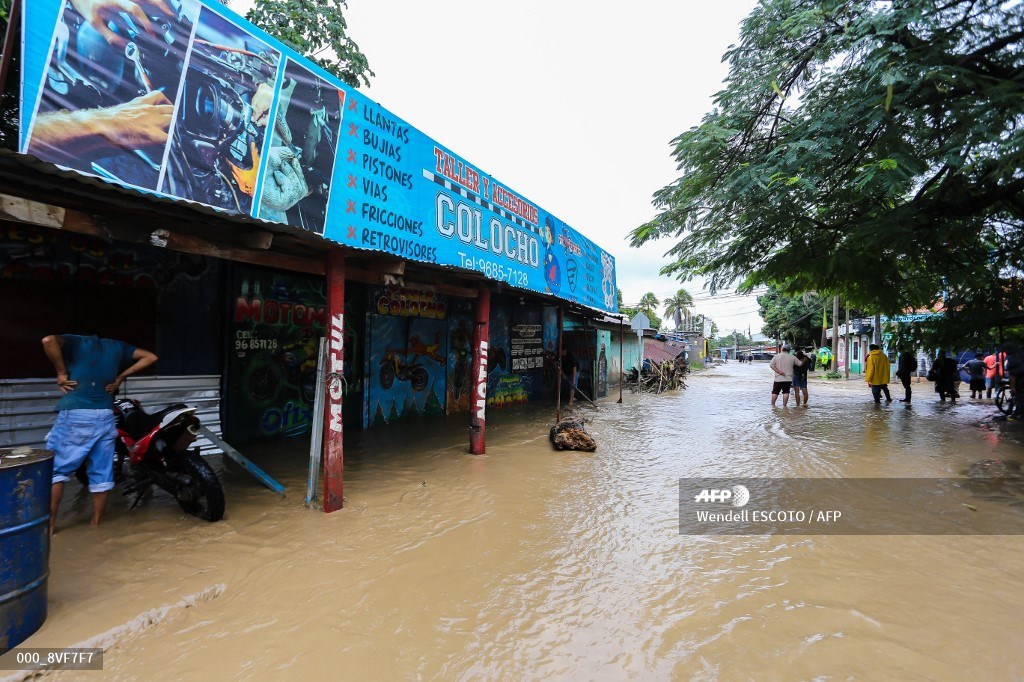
[
  {"x1": 663, "y1": 288, "x2": 694, "y2": 329},
  {"x1": 757, "y1": 287, "x2": 829, "y2": 347},
  {"x1": 637, "y1": 292, "x2": 663, "y2": 329},
  {"x1": 630, "y1": 0, "x2": 1024, "y2": 339},
  {"x1": 245, "y1": 0, "x2": 373, "y2": 88}
]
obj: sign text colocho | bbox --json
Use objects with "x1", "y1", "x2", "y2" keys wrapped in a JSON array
[{"x1": 18, "y1": 0, "x2": 618, "y2": 313}]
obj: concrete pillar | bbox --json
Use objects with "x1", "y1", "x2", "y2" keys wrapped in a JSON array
[
  {"x1": 323, "y1": 251, "x2": 345, "y2": 512},
  {"x1": 469, "y1": 288, "x2": 490, "y2": 454}
]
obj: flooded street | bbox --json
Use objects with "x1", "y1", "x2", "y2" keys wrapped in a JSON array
[{"x1": 12, "y1": 363, "x2": 1024, "y2": 679}]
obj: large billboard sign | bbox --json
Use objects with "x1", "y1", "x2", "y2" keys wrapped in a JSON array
[{"x1": 18, "y1": 0, "x2": 618, "y2": 313}]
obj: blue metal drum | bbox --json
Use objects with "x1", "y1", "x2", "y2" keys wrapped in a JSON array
[{"x1": 0, "y1": 448, "x2": 53, "y2": 651}]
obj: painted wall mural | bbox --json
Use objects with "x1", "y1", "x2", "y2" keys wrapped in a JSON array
[
  {"x1": 365, "y1": 286, "x2": 447, "y2": 427},
  {"x1": 224, "y1": 267, "x2": 326, "y2": 444}
]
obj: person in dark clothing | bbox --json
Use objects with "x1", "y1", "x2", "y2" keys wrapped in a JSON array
[
  {"x1": 1005, "y1": 343, "x2": 1024, "y2": 418},
  {"x1": 934, "y1": 350, "x2": 959, "y2": 404},
  {"x1": 895, "y1": 349, "x2": 918, "y2": 403},
  {"x1": 961, "y1": 351, "x2": 987, "y2": 399},
  {"x1": 560, "y1": 348, "x2": 579, "y2": 406},
  {"x1": 791, "y1": 349, "x2": 810, "y2": 406}
]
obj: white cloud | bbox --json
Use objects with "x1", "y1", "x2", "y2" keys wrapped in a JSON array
[{"x1": 229, "y1": 0, "x2": 764, "y2": 332}]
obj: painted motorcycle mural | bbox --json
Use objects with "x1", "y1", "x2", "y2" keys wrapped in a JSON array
[{"x1": 379, "y1": 351, "x2": 429, "y2": 392}]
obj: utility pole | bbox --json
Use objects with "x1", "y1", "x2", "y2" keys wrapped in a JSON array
[
  {"x1": 873, "y1": 312, "x2": 882, "y2": 346},
  {"x1": 845, "y1": 301, "x2": 851, "y2": 379},
  {"x1": 831, "y1": 295, "x2": 840, "y2": 372},
  {"x1": 733, "y1": 329, "x2": 737, "y2": 360}
]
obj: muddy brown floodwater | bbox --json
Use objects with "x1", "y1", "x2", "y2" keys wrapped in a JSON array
[{"x1": 6, "y1": 362, "x2": 1024, "y2": 680}]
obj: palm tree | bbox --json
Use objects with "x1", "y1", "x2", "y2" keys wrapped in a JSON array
[
  {"x1": 638, "y1": 292, "x2": 660, "y2": 318},
  {"x1": 663, "y1": 288, "x2": 694, "y2": 330}
]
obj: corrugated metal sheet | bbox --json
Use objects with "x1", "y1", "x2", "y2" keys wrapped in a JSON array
[{"x1": 0, "y1": 375, "x2": 223, "y2": 455}]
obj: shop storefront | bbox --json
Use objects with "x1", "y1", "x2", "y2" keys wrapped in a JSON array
[{"x1": 0, "y1": 0, "x2": 621, "y2": 510}]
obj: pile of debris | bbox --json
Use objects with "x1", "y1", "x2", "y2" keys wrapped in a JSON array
[
  {"x1": 625, "y1": 359, "x2": 688, "y2": 394},
  {"x1": 550, "y1": 410, "x2": 597, "y2": 452}
]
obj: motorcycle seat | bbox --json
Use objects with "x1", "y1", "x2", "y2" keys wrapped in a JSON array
[{"x1": 121, "y1": 403, "x2": 192, "y2": 440}]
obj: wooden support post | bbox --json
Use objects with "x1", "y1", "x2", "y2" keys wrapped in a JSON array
[
  {"x1": 618, "y1": 320, "x2": 624, "y2": 403},
  {"x1": 469, "y1": 288, "x2": 490, "y2": 455},
  {"x1": 556, "y1": 307, "x2": 564, "y2": 422},
  {"x1": 322, "y1": 251, "x2": 345, "y2": 512}
]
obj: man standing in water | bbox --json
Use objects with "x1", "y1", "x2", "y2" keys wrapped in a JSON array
[
  {"x1": 866, "y1": 343, "x2": 892, "y2": 404},
  {"x1": 769, "y1": 344, "x2": 801, "y2": 407},
  {"x1": 791, "y1": 348, "x2": 811, "y2": 406},
  {"x1": 895, "y1": 348, "x2": 918, "y2": 403},
  {"x1": 42, "y1": 332, "x2": 157, "y2": 536}
]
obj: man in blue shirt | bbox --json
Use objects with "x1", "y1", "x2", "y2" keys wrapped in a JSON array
[{"x1": 41, "y1": 333, "x2": 157, "y2": 536}]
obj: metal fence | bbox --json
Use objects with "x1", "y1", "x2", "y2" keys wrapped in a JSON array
[{"x1": 0, "y1": 375, "x2": 223, "y2": 455}]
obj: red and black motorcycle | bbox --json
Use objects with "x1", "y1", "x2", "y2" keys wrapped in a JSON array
[{"x1": 76, "y1": 398, "x2": 225, "y2": 521}]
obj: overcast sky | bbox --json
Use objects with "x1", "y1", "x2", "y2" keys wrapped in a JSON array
[{"x1": 232, "y1": 0, "x2": 764, "y2": 334}]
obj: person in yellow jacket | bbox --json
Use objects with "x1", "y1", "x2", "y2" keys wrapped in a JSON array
[{"x1": 865, "y1": 343, "x2": 892, "y2": 403}]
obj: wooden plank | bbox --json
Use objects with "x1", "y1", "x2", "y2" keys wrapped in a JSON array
[
  {"x1": 163, "y1": 231, "x2": 324, "y2": 275},
  {"x1": 0, "y1": 194, "x2": 65, "y2": 228},
  {"x1": 199, "y1": 426, "x2": 285, "y2": 497}
]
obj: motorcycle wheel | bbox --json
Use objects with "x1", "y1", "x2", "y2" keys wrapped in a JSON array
[
  {"x1": 380, "y1": 361, "x2": 395, "y2": 389},
  {"x1": 410, "y1": 367, "x2": 429, "y2": 392},
  {"x1": 995, "y1": 385, "x2": 1013, "y2": 415},
  {"x1": 167, "y1": 452, "x2": 225, "y2": 522}
]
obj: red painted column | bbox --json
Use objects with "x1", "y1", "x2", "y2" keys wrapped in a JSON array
[
  {"x1": 323, "y1": 250, "x2": 345, "y2": 512},
  {"x1": 469, "y1": 288, "x2": 490, "y2": 455}
]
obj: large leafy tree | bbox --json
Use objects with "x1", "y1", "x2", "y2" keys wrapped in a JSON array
[
  {"x1": 758, "y1": 287, "x2": 831, "y2": 346},
  {"x1": 245, "y1": 0, "x2": 373, "y2": 88},
  {"x1": 663, "y1": 288, "x2": 694, "y2": 329},
  {"x1": 631, "y1": 0, "x2": 1024, "y2": 339}
]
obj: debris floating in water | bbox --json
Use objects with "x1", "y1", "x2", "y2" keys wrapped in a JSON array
[{"x1": 550, "y1": 411, "x2": 597, "y2": 452}]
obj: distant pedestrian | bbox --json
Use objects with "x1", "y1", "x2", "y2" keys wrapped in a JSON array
[
  {"x1": 791, "y1": 349, "x2": 810, "y2": 406},
  {"x1": 895, "y1": 348, "x2": 918, "y2": 402},
  {"x1": 933, "y1": 350, "x2": 959, "y2": 404},
  {"x1": 769, "y1": 344, "x2": 802, "y2": 407},
  {"x1": 984, "y1": 349, "x2": 1005, "y2": 399},
  {"x1": 961, "y1": 351, "x2": 987, "y2": 399},
  {"x1": 865, "y1": 344, "x2": 892, "y2": 403}
]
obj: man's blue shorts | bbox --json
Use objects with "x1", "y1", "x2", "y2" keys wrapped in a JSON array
[
  {"x1": 46, "y1": 409, "x2": 116, "y2": 493},
  {"x1": 792, "y1": 375, "x2": 808, "y2": 389}
]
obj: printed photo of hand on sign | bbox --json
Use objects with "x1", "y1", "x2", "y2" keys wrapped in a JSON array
[
  {"x1": 261, "y1": 147, "x2": 309, "y2": 219},
  {"x1": 256, "y1": 58, "x2": 344, "y2": 235},
  {"x1": 26, "y1": 0, "x2": 199, "y2": 188}
]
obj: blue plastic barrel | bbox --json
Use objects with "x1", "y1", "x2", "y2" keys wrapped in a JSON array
[{"x1": 0, "y1": 448, "x2": 53, "y2": 651}]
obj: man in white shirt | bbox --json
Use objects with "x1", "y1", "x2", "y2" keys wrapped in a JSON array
[{"x1": 769, "y1": 344, "x2": 803, "y2": 407}]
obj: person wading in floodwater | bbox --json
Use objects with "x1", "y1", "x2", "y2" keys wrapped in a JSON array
[
  {"x1": 769, "y1": 344, "x2": 802, "y2": 407},
  {"x1": 865, "y1": 343, "x2": 892, "y2": 404},
  {"x1": 895, "y1": 347, "x2": 918, "y2": 403},
  {"x1": 791, "y1": 348, "x2": 810, "y2": 406}
]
